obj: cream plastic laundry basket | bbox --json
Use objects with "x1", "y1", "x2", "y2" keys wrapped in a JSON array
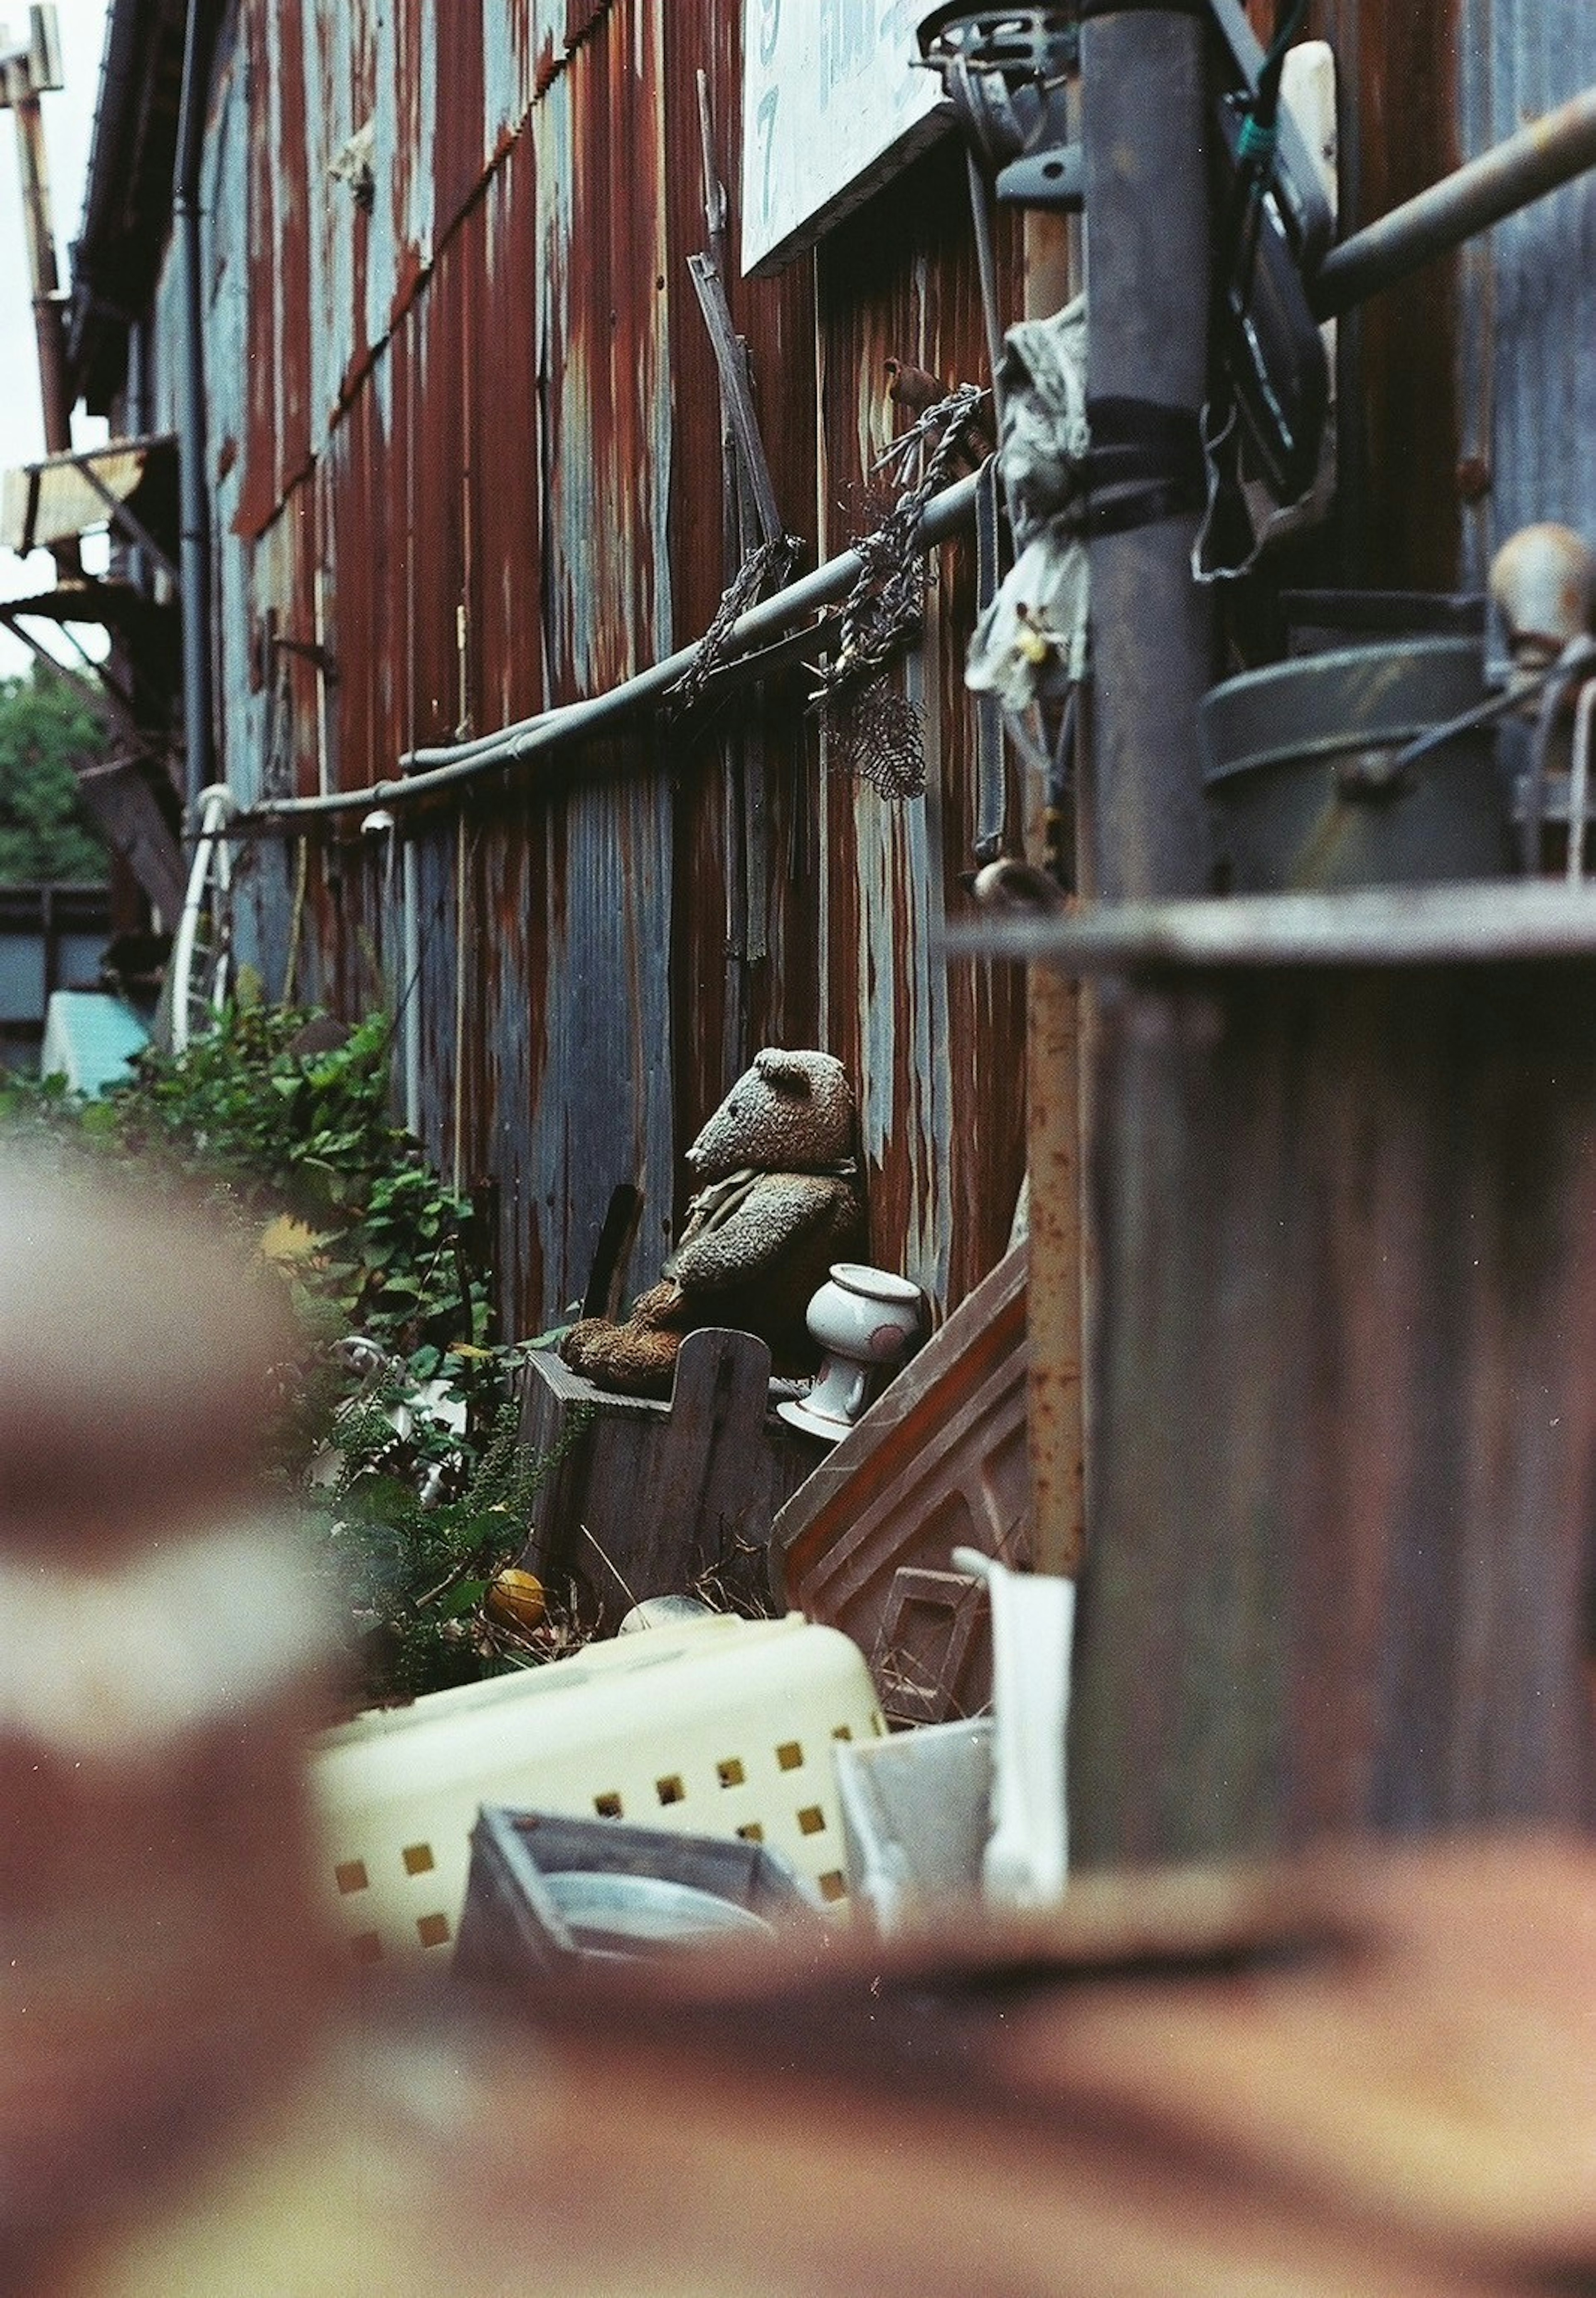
[{"x1": 311, "y1": 1611, "x2": 886, "y2": 1965}]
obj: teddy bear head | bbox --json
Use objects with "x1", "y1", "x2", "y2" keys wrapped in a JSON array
[{"x1": 685, "y1": 1049, "x2": 857, "y2": 1182}]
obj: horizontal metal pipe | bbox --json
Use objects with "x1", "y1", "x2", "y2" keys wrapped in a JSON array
[
  {"x1": 1313, "y1": 82, "x2": 1596, "y2": 318},
  {"x1": 236, "y1": 470, "x2": 983, "y2": 828},
  {"x1": 943, "y1": 880, "x2": 1596, "y2": 972}
]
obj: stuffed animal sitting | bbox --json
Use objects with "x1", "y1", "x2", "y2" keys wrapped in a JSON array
[{"x1": 560, "y1": 1048, "x2": 866, "y2": 1398}]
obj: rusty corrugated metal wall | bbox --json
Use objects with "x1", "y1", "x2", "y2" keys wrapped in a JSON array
[
  {"x1": 135, "y1": 0, "x2": 1590, "y2": 1339},
  {"x1": 1291, "y1": 0, "x2": 1596, "y2": 595},
  {"x1": 1456, "y1": 0, "x2": 1596, "y2": 587},
  {"x1": 158, "y1": 0, "x2": 1026, "y2": 1337}
]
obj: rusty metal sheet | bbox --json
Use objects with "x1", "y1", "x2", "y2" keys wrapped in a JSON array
[
  {"x1": 1456, "y1": 0, "x2": 1596, "y2": 585},
  {"x1": 534, "y1": 0, "x2": 672, "y2": 703},
  {"x1": 660, "y1": 5, "x2": 823, "y2": 1136},
  {"x1": 1313, "y1": 0, "x2": 1463, "y2": 587},
  {"x1": 1071, "y1": 953, "x2": 1596, "y2": 1866},
  {"x1": 445, "y1": 763, "x2": 677, "y2": 1341},
  {"x1": 815, "y1": 133, "x2": 1027, "y2": 1308},
  {"x1": 184, "y1": 0, "x2": 1029, "y2": 1339}
]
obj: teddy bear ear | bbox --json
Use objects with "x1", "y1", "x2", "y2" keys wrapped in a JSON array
[{"x1": 754, "y1": 1048, "x2": 813, "y2": 1098}]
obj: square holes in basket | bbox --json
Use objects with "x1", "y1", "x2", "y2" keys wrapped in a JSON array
[
  {"x1": 576, "y1": 1724, "x2": 874, "y2": 1892},
  {"x1": 323, "y1": 1697, "x2": 886, "y2": 1963},
  {"x1": 334, "y1": 1839, "x2": 453, "y2": 1959}
]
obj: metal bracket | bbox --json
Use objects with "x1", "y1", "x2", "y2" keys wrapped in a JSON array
[
  {"x1": 71, "y1": 456, "x2": 179, "y2": 586},
  {"x1": 996, "y1": 145, "x2": 1085, "y2": 211}
]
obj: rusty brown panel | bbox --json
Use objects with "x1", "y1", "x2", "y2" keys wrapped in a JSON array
[
  {"x1": 455, "y1": 743, "x2": 677, "y2": 1338},
  {"x1": 288, "y1": 481, "x2": 323, "y2": 799},
  {"x1": 565, "y1": 0, "x2": 611, "y2": 44},
  {"x1": 428, "y1": 0, "x2": 488, "y2": 248},
  {"x1": 236, "y1": 1, "x2": 282, "y2": 541},
  {"x1": 660, "y1": 0, "x2": 819, "y2": 638},
  {"x1": 1320, "y1": 0, "x2": 1463, "y2": 586},
  {"x1": 537, "y1": 3, "x2": 670, "y2": 706},
  {"x1": 274, "y1": 1, "x2": 315, "y2": 507},
  {"x1": 334, "y1": 0, "x2": 377, "y2": 404},
  {"x1": 389, "y1": 0, "x2": 434, "y2": 320},
  {"x1": 815, "y1": 133, "x2": 1027, "y2": 1308},
  {"x1": 405, "y1": 225, "x2": 469, "y2": 752},
  {"x1": 1073, "y1": 956, "x2": 1596, "y2": 1866},
  {"x1": 325, "y1": 391, "x2": 375, "y2": 808},
  {"x1": 473, "y1": 134, "x2": 547, "y2": 735},
  {"x1": 660, "y1": 0, "x2": 822, "y2": 1153}
]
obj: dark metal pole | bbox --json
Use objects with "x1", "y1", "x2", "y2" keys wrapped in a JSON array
[
  {"x1": 1080, "y1": 7, "x2": 1215, "y2": 900},
  {"x1": 172, "y1": 0, "x2": 214, "y2": 818},
  {"x1": 1313, "y1": 83, "x2": 1596, "y2": 320}
]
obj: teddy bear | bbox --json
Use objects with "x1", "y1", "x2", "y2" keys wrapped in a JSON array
[{"x1": 559, "y1": 1048, "x2": 866, "y2": 1399}]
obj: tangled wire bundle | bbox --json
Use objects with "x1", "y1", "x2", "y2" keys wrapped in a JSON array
[
  {"x1": 820, "y1": 384, "x2": 989, "y2": 801},
  {"x1": 661, "y1": 532, "x2": 803, "y2": 722}
]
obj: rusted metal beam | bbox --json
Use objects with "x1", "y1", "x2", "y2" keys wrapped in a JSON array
[
  {"x1": 948, "y1": 879, "x2": 1596, "y2": 970},
  {"x1": 1020, "y1": 211, "x2": 1087, "y2": 1583}
]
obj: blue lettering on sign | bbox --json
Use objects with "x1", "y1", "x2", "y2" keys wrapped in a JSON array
[
  {"x1": 757, "y1": 0, "x2": 781, "y2": 69},
  {"x1": 755, "y1": 84, "x2": 780, "y2": 223},
  {"x1": 818, "y1": 0, "x2": 874, "y2": 109}
]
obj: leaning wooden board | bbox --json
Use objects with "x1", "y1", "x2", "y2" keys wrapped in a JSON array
[{"x1": 518, "y1": 1330, "x2": 821, "y2": 1628}]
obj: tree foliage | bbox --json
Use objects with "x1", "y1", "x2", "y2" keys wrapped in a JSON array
[{"x1": 0, "y1": 664, "x2": 110, "y2": 884}]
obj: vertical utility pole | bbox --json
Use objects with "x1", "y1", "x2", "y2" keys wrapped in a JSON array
[
  {"x1": 0, "y1": 7, "x2": 78, "y2": 575},
  {"x1": 1079, "y1": 4, "x2": 1214, "y2": 898}
]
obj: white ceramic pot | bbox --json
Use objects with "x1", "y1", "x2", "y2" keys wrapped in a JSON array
[{"x1": 777, "y1": 1263, "x2": 926, "y2": 1443}]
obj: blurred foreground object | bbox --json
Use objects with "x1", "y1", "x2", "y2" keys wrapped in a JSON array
[
  {"x1": 0, "y1": 1159, "x2": 333, "y2": 2287},
  {"x1": 57, "y1": 1834, "x2": 1596, "y2": 2296}
]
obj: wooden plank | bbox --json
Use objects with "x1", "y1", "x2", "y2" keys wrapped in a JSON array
[
  {"x1": 1021, "y1": 210, "x2": 1089, "y2": 1582},
  {"x1": 645, "y1": 1327, "x2": 775, "y2": 1596},
  {"x1": 518, "y1": 1334, "x2": 814, "y2": 1628}
]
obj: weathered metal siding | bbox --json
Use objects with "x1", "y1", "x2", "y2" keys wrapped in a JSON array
[
  {"x1": 815, "y1": 140, "x2": 1028, "y2": 1307},
  {"x1": 1287, "y1": 1, "x2": 1596, "y2": 596},
  {"x1": 164, "y1": 0, "x2": 1574, "y2": 1337},
  {"x1": 143, "y1": 0, "x2": 1032, "y2": 1335},
  {"x1": 1456, "y1": 0, "x2": 1596, "y2": 586},
  {"x1": 660, "y1": 5, "x2": 823, "y2": 1164},
  {"x1": 1299, "y1": 0, "x2": 1463, "y2": 589}
]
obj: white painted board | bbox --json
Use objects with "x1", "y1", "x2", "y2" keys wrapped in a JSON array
[{"x1": 741, "y1": 0, "x2": 952, "y2": 277}]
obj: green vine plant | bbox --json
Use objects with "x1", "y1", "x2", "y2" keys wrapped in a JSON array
[{"x1": 0, "y1": 1002, "x2": 589, "y2": 1711}]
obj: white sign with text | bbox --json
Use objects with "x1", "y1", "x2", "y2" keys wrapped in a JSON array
[{"x1": 741, "y1": 0, "x2": 951, "y2": 276}]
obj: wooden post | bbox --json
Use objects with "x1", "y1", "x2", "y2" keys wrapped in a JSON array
[{"x1": 1022, "y1": 209, "x2": 1088, "y2": 1578}]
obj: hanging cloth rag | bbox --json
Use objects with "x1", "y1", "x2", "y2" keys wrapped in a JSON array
[{"x1": 966, "y1": 298, "x2": 1092, "y2": 721}]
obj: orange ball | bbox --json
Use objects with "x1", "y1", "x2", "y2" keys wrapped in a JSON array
[{"x1": 487, "y1": 1567, "x2": 546, "y2": 1633}]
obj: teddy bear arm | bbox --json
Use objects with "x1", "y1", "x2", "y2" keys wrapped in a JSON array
[{"x1": 669, "y1": 1180, "x2": 837, "y2": 1293}]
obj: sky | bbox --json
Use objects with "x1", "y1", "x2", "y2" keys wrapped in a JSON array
[{"x1": 0, "y1": 0, "x2": 111, "y2": 677}]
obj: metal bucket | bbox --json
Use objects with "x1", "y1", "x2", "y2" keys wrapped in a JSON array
[{"x1": 1199, "y1": 639, "x2": 1515, "y2": 892}]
